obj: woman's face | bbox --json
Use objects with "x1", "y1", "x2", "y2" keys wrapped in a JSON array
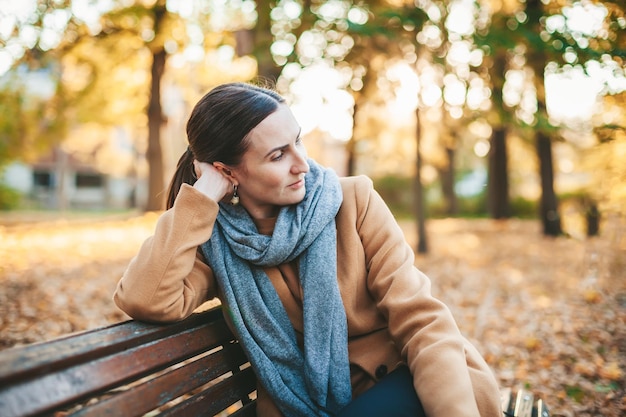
[{"x1": 229, "y1": 104, "x2": 309, "y2": 219}]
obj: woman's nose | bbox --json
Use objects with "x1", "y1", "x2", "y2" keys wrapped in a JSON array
[{"x1": 292, "y1": 146, "x2": 309, "y2": 174}]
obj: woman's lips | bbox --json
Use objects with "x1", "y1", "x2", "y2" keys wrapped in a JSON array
[{"x1": 288, "y1": 179, "x2": 305, "y2": 189}]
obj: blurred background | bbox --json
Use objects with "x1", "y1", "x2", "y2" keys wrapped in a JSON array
[
  {"x1": 0, "y1": 0, "x2": 624, "y2": 240},
  {"x1": 0, "y1": 1, "x2": 625, "y2": 416}
]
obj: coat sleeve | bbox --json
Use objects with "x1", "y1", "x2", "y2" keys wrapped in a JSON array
[
  {"x1": 351, "y1": 176, "x2": 502, "y2": 417},
  {"x1": 113, "y1": 184, "x2": 220, "y2": 323}
]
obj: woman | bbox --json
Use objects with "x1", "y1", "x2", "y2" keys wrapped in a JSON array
[{"x1": 114, "y1": 82, "x2": 502, "y2": 417}]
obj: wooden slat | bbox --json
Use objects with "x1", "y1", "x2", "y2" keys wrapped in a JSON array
[
  {"x1": 159, "y1": 367, "x2": 257, "y2": 417},
  {"x1": 514, "y1": 389, "x2": 534, "y2": 417},
  {"x1": 71, "y1": 343, "x2": 251, "y2": 417},
  {"x1": 230, "y1": 401, "x2": 257, "y2": 417},
  {"x1": 0, "y1": 310, "x2": 223, "y2": 384}
]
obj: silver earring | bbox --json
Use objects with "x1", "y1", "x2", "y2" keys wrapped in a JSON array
[{"x1": 230, "y1": 185, "x2": 240, "y2": 205}]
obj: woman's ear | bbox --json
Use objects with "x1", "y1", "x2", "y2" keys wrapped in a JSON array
[{"x1": 212, "y1": 162, "x2": 237, "y2": 184}]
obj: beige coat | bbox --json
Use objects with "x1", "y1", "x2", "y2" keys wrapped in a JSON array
[{"x1": 114, "y1": 176, "x2": 502, "y2": 417}]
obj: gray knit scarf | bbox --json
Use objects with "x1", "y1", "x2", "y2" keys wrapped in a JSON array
[{"x1": 200, "y1": 159, "x2": 352, "y2": 416}]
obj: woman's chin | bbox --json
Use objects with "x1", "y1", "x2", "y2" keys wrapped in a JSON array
[{"x1": 286, "y1": 190, "x2": 307, "y2": 206}]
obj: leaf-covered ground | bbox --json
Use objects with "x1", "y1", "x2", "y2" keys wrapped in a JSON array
[{"x1": 0, "y1": 213, "x2": 624, "y2": 417}]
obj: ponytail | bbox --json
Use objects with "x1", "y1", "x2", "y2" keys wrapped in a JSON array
[{"x1": 166, "y1": 148, "x2": 196, "y2": 209}]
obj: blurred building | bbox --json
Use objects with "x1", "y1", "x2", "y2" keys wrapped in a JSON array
[{"x1": 3, "y1": 146, "x2": 145, "y2": 211}]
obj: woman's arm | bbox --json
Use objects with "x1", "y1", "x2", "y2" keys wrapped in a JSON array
[
  {"x1": 114, "y1": 184, "x2": 220, "y2": 323},
  {"x1": 353, "y1": 177, "x2": 501, "y2": 417}
]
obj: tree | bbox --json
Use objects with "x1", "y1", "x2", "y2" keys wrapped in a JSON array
[
  {"x1": 1, "y1": 0, "x2": 259, "y2": 211},
  {"x1": 0, "y1": 2, "x2": 75, "y2": 167},
  {"x1": 254, "y1": 0, "x2": 283, "y2": 81},
  {"x1": 345, "y1": 1, "x2": 430, "y2": 252},
  {"x1": 84, "y1": 0, "x2": 183, "y2": 211},
  {"x1": 0, "y1": 1, "x2": 175, "y2": 209},
  {"x1": 144, "y1": 2, "x2": 168, "y2": 211},
  {"x1": 475, "y1": 0, "x2": 625, "y2": 235},
  {"x1": 474, "y1": 3, "x2": 527, "y2": 220},
  {"x1": 521, "y1": 0, "x2": 624, "y2": 235},
  {"x1": 588, "y1": 92, "x2": 626, "y2": 217},
  {"x1": 0, "y1": 80, "x2": 66, "y2": 167},
  {"x1": 485, "y1": 49, "x2": 511, "y2": 219},
  {"x1": 524, "y1": 0, "x2": 564, "y2": 235}
]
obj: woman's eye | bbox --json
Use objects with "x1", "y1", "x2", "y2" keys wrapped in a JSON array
[{"x1": 272, "y1": 151, "x2": 284, "y2": 161}]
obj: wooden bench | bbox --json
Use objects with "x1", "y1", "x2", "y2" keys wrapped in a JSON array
[
  {"x1": 0, "y1": 307, "x2": 257, "y2": 417},
  {"x1": 0, "y1": 305, "x2": 550, "y2": 417}
]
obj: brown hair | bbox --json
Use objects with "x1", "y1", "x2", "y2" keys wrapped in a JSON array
[{"x1": 166, "y1": 82, "x2": 285, "y2": 209}]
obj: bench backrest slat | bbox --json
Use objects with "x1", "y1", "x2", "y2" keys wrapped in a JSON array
[
  {"x1": 160, "y1": 366, "x2": 257, "y2": 417},
  {"x1": 230, "y1": 401, "x2": 258, "y2": 417},
  {"x1": 0, "y1": 311, "x2": 213, "y2": 384},
  {"x1": 70, "y1": 343, "x2": 251, "y2": 417}
]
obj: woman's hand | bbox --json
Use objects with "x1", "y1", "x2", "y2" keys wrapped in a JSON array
[{"x1": 192, "y1": 160, "x2": 232, "y2": 203}]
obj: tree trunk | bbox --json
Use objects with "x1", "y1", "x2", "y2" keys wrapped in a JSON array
[
  {"x1": 345, "y1": 69, "x2": 374, "y2": 176},
  {"x1": 536, "y1": 131, "x2": 562, "y2": 235},
  {"x1": 414, "y1": 107, "x2": 427, "y2": 254},
  {"x1": 525, "y1": 0, "x2": 563, "y2": 236},
  {"x1": 247, "y1": 0, "x2": 283, "y2": 83},
  {"x1": 485, "y1": 45, "x2": 510, "y2": 219},
  {"x1": 345, "y1": 99, "x2": 360, "y2": 176},
  {"x1": 440, "y1": 145, "x2": 458, "y2": 216},
  {"x1": 586, "y1": 202, "x2": 600, "y2": 237},
  {"x1": 54, "y1": 146, "x2": 69, "y2": 211},
  {"x1": 145, "y1": 47, "x2": 167, "y2": 211},
  {"x1": 487, "y1": 126, "x2": 510, "y2": 218}
]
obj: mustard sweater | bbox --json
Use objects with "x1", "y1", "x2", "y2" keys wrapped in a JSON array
[{"x1": 114, "y1": 176, "x2": 502, "y2": 417}]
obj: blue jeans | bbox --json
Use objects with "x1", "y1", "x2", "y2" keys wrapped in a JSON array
[{"x1": 337, "y1": 366, "x2": 426, "y2": 417}]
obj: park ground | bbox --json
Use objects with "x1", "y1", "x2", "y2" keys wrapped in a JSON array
[{"x1": 0, "y1": 212, "x2": 624, "y2": 417}]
